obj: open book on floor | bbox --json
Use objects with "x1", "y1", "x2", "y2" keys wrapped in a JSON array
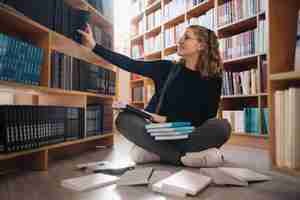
[
  {"x1": 200, "y1": 167, "x2": 271, "y2": 186},
  {"x1": 61, "y1": 173, "x2": 119, "y2": 192}
]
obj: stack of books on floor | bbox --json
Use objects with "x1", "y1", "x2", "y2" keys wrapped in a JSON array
[{"x1": 145, "y1": 122, "x2": 194, "y2": 140}]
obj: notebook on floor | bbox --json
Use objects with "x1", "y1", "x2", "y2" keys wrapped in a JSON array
[
  {"x1": 152, "y1": 170, "x2": 212, "y2": 197},
  {"x1": 200, "y1": 167, "x2": 271, "y2": 186},
  {"x1": 117, "y1": 167, "x2": 154, "y2": 186},
  {"x1": 61, "y1": 173, "x2": 119, "y2": 192}
]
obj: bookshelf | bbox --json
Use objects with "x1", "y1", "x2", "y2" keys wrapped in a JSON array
[
  {"x1": 129, "y1": 0, "x2": 269, "y2": 149},
  {"x1": 0, "y1": 1, "x2": 116, "y2": 171},
  {"x1": 268, "y1": 0, "x2": 300, "y2": 175}
]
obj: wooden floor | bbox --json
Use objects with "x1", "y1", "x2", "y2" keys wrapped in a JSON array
[{"x1": 0, "y1": 133, "x2": 300, "y2": 200}]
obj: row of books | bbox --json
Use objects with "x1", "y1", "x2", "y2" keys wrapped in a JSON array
[
  {"x1": 186, "y1": 0, "x2": 207, "y2": 10},
  {"x1": 51, "y1": 51, "x2": 116, "y2": 95},
  {"x1": 188, "y1": 8, "x2": 215, "y2": 31},
  {"x1": 4, "y1": 0, "x2": 112, "y2": 49},
  {"x1": 0, "y1": 105, "x2": 85, "y2": 153},
  {"x1": 219, "y1": 20, "x2": 267, "y2": 60},
  {"x1": 86, "y1": 103, "x2": 113, "y2": 136},
  {"x1": 275, "y1": 88, "x2": 300, "y2": 169},
  {"x1": 164, "y1": 0, "x2": 185, "y2": 22},
  {"x1": 5, "y1": 0, "x2": 89, "y2": 44},
  {"x1": 222, "y1": 108, "x2": 269, "y2": 135},
  {"x1": 91, "y1": 25, "x2": 113, "y2": 50},
  {"x1": 164, "y1": 22, "x2": 186, "y2": 48},
  {"x1": 222, "y1": 68, "x2": 259, "y2": 96},
  {"x1": 87, "y1": 0, "x2": 114, "y2": 22},
  {"x1": 146, "y1": 8, "x2": 162, "y2": 31},
  {"x1": 131, "y1": 44, "x2": 144, "y2": 59},
  {"x1": 145, "y1": 33, "x2": 162, "y2": 54},
  {"x1": 131, "y1": 0, "x2": 147, "y2": 17},
  {"x1": 217, "y1": 0, "x2": 262, "y2": 27},
  {"x1": 0, "y1": 33, "x2": 43, "y2": 86},
  {"x1": 132, "y1": 86, "x2": 144, "y2": 102}
]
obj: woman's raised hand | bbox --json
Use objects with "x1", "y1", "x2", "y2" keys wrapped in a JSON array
[{"x1": 77, "y1": 24, "x2": 96, "y2": 50}]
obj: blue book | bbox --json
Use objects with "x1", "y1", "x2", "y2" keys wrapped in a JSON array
[
  {"x1": 145, "y1": 122, "x2": 191, "y2": 129},
  {"x1": 147, "y1": 126, "x2": 194, "y2": 133}
]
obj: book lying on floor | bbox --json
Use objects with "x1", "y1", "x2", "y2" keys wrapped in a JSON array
[
  {"x1": 76, "y1": 161, "x2": 110, "y2": 170},
  {"x1": 117, "y1": 167, "x2": 154, "y2": 186},
  {"x1": 61, "y1": 173, "x2": 119, "y2": 192},
  {"x1": 152, "y1": 170, "x2": 212, "y2": 197},
  {"x1": 145, "y1": 122, "x2": 191, "y2": 129},
  {"x1": 200, "y1": 167, "x2": 271, "y2": 186}
]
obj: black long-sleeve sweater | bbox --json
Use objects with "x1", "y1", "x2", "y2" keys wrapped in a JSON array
[{"x1": 93, "y1": 44, "x2": 222, "y2": 127}]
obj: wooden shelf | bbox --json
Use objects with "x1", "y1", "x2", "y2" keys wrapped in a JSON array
[
  {"x1": 131, "y1": 34, "x2": 144, "y2": 43},
  {"x1": 221, "y1": 94, "x2": 259, "y2": 99},
  {"x1": 0, "y1": 80, "x2": 114, "y2": 99},
  {"x1": 227, "y1": 133, "x2": 269, "y2": 149},
  {"x1": 132, "y1": 101, "x2": 144, "y2": 104},
  {"x1": 0, "y1": 6, "x2": 49, "y2": 36},
  {"x1": 145, "y1": 25, "x2": 162, "y2": 38},
  {"x1": 144, "y1": 50, "x2": 162, "y2": 59},
  {"x1": 223, "y1": 53, "x2": 265, "y2": 65},
  {"x1": 64, "y1": 0, "x2": 113, "y2": 32},
  {"x1": 130, "y1": 78, "x2": 145, "y2": 83},
  {"x1": 0, "y1": 133, "x2": 113, "y2": 161},
  {"x1": 221, "y1": 93, "x2": 268, "y2": 99},
  {"x1": 145, "y1": 0, "x2": 161, "y2": 14},
  {"x1": 270, "y1": 71, "x2": 300, "y2": 81},
  {"x1": 187, "y1": 0, "x2": 214, "y2": 19},
  {"x1": 217, "y1": 15, "x2": 257, "y2": 37},
  {"x1": 51, "y1": 32, "x2": 115, "y2": 71},
  {"x1": 163, "y1": 13, "x2": 185, "y2": 29}
]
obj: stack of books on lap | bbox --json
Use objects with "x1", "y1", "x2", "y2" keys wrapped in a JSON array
[{"x1": 145, "y1": 122, "x2": 194, "y2": 140}]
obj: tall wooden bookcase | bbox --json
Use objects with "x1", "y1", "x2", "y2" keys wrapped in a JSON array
[
  {"x1": 0, "y1": 1, "x2": 117, "y2": 172},
  {"x1": 129, "y1": 0, "x2": 269, "y2": 149},
  {"x1": 268, "y1": 0, "x2": 300, "y2": 175}
]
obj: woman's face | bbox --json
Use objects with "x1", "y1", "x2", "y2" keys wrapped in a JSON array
[{"x1": 177, "y1": 28, "x2": 204, "y2": 58}]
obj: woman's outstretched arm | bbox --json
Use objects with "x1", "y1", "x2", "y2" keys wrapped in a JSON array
[{"x1": 78, "y1": 24, "x2": 171, "y2": 80}]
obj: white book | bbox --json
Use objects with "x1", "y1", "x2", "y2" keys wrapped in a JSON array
[
  {"x1": 148, "y1": 170, "x2": 172, "y2": 185},
  {"x1": 117, "y1": 168, "x2": 153, "y2": 186},
  {"x1": 284, "y1": 90, "x2": 290, "y2": 168},
  {"x1": 150, "y1": 130, "x2": 192, "y2": 136},
  {"x1": 61, "y1": 173, "x2": 119, "y2": 192},
  {"x1": 275, "y1": 91, "x2": 284, "y2": 167},
  {"x1": 218, "y1": 167, "x2": 271, "y2": 183},
  {"x1": 288, "y1": 88, "x2": 300, "y2": 168},
  {"x1": 155, "y1": 134, "x2": 189, "y2": 140},
  {"x1": 200, "y1": 168, "x2": 248, "y2": 186},
  {"x1": 153, "y1": 170, "x2": 211, "y2": 196}
]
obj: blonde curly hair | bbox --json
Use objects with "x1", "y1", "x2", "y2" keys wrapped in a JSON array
[{"x1": 179, "y1": 25, "x2": 223, "y2": 78}]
